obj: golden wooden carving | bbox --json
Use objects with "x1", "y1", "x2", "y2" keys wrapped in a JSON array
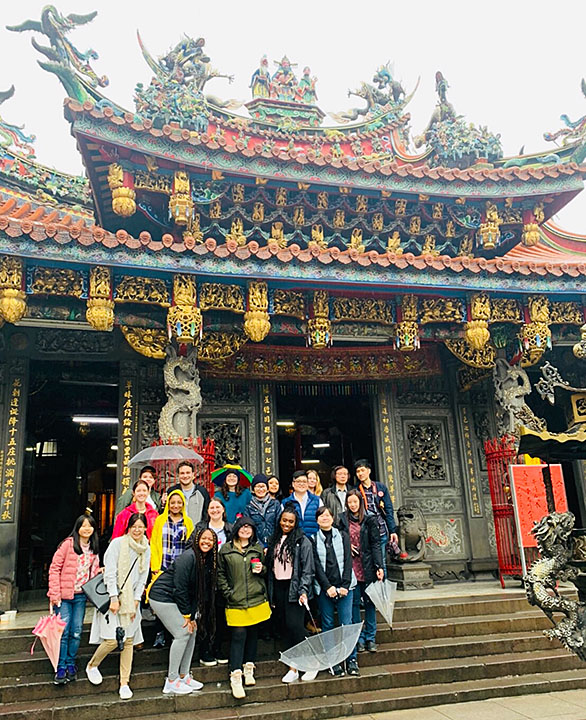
[
  {"x1": 115, "y1": 276, "x2": 170, "y2": 307},
  {"x1": 199, "y1": 283, "x2": 245, "y2": 313},
  {"x1": 273, "y1": 290, "x2": 305, "y2": 319},
  {"x1": 30, "y1": 268, "x2": 84, "y2": 297},
  {"x1": 419, "y1": 297, "x2": 464, "y2": 324}
]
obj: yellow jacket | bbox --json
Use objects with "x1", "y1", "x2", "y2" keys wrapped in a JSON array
[{"x1": 150, "y1": 489, "x2": 194, "y2": 574}]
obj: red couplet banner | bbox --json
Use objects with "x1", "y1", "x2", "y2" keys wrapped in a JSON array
[{"x1": 509, "y1": 464, "x2": 567, "y2": 549}]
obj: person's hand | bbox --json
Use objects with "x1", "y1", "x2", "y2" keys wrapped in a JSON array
[
  {"x1": 299, "y1": 593, "x2": 308, "y2": 606},
  {"x1": 251, "y1": 560, "x2": 262, "y2": 574},
  {"x1": 390, "y1": 533, "x2": 399, "y2": 546},
  {"x1": 183, "y1": 617, "x2": 196, "y2": 633},
  {"x1": 376, "y1": 568, "x2": 384, "y2": 581},
  {"x1": 326, "y1": 586, "x2": 337, "y2": 598},
  {"x1": 338, "y1": 587, "x2": 349, "y2": 597},
  {"x1": 130, "y1": 599, "x2": 139, "y2": 621},
  {"x1": 50, "y1": 599, "x2": 60, "y2": 613},
  {"x1": 109, "y1": 598, "x2": 120, "y2": 614},
  {"x1": 161, "y1": 491, "x2": 168, "y2": 506}
]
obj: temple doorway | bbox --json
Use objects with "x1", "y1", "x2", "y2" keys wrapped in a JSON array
[
  {"x1": 17, "y1": 360, "x2": 119, "y2": 595},
  {"x1": 275, "y1": 385, "x2": 376, "y2": 495}
]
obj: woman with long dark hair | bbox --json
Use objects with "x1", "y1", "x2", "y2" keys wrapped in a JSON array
[
  {"x1": 86, "y1": 513, "x2": 150, "y2": 700},
  {"x1": 267, "y1": 475, "x2": 282, "y2": 501},
  {"x1": 48, "y1": 514, "x2": 100, "y2": 685},
  {"x1": 195, "y1": 497, "x2": 232, "y2": 666},
  {"x1": 339, "y1": 489, "x2": 384, "y2": 656},
  {"x1": 217, "y1": 516, "x2": 271, "y2": 698},
  {"x1": 214, "y1": 467, "x2": 251, "y2": 524},
  {"x1": 149, "y1": 527, "x2": 218, "y2": 694},
  {"x1": 266, "y1": 503, "x2": 314, "y2": 683}
]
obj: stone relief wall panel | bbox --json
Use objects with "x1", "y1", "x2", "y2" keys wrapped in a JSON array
[
  {"x1": 198, "y1": 402, "x2": 258, "y2": 472},
  {"x1": 199, "y1": 420, "x2": 244, "y2": 467},
  {"x1": 425, "y1": 517, "x2": 467, "y2": 559}
]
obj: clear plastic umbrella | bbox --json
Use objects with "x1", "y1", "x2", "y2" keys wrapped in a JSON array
[
  {"x1": 279, "y1": 622, "x2": 363, "y2": 673},
  {"x1": 127, "y1": 445, "x2": 203, "y2": 468},
  {"x1": 365, "y1": 579, "x2": 397, "y2": 627}
]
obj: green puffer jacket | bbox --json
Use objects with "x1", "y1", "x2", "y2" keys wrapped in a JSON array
[{"x1": 217, "y1": 540, "x2": 268, "y2": 610}]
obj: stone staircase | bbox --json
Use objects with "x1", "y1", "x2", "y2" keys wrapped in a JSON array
[{"x1": 1, "y1": 591, "x2": 586, "y2": 720}]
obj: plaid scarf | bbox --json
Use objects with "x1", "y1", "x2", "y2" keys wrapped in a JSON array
[{"x1": 161, "y1": 518, "x2": 189, "y2": 570}]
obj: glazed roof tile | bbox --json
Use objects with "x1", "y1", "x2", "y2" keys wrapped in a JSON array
[
  {"x1": 65, "y1": 99, "x2": 586, "y2": 187},
  {"x1": 1, "y1": 191, "x2": 585, "y2": 281}
]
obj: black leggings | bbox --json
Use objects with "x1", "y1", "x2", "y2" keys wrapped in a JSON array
[
  {"x1": 273, "y1": 579, "x2": 307, "y2": 647},
  {"x1": 229, "y1": 625, "x2": 258, "y2": 672}
]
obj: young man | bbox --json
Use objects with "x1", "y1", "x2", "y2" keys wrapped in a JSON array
[
  {"x1": 167, "y1": 461, "x2": 210, "y2": 526},
  {"x1": 115, "y1": 465, "x2": 162, "y2": 515},
  {"x1": 354, "y1": 459, "x2": 398, "y2": 575},
  {"x1": 321, "y1": 465, "x2": 351, "y2": 525},
  {"x1": 283, "y1": 470, "x2": 322, "y2": 537},
  {"x1": 246, "y1": 474, "x2": 281, "y2": 548}
]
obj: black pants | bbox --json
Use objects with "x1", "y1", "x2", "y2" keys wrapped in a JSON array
[
  {"x1": 273, "y1": 579, "x2": 307, "y2": 648},
  {"x1": 229, "y1": 625, "x2": 258, "y2": 672}
]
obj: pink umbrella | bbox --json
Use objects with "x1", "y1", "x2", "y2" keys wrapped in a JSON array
[{"x1": 31, "y1": 614, "x2": 66, "y2": 670}]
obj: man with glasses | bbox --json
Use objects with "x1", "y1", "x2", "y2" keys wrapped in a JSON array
[
  {"x1": 283, "y1": 470, "x2": 323, "y2": 537},
  {"x1": 321, "y1": 465, "x2": 351, "y2": 526}
]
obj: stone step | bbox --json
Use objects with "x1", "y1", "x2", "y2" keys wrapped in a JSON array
[
  {"x1": 2, "y1": 657, "x2": 586, "y2": 720},
  {"x1": 0, "y1": 647, "x2": 580, "y2": 708},
  {"x1": 0, "y1": 629, "x2": 558, "y2": 681}
]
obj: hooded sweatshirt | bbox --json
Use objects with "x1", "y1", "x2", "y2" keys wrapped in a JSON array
[{"x1": 150, "y1": 489, "x2": 194, "y2": 573}]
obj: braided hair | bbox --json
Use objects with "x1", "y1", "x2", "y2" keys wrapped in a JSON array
[
  {"x1": 191, "y1": 526, "x2": 217, "y2": 640},
  {"x1": 267, "y1": 502, "x2": 304, "y2": 567}
]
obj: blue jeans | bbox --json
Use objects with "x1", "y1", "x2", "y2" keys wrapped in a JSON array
[
  {"x1": 380, "y1": 531, "x2": 389, "y2": 578},
  {"x1": 55, "y1": 593, "x2": 86, "y2": 670},
  {"x1": 352, "y1": 581, "x2": 377, "y2": 644},
  {"x1": 317, "y1": 588, "x2": 357, "y2": 662}
]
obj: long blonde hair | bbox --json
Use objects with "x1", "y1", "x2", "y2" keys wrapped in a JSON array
[{"x1": 306, "y1": 469, "x2": 323, "y2": 496}]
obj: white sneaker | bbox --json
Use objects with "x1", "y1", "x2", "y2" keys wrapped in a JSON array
[
  {"x1": 182, "y1": 674, "x2": 204, "y2": 691},
  {"x1": 163, "y1": 677, "x2": 192, "y2": 695},
  {"x1": 85, "y1": 664, "x2": 103, "y2": 685},
  {"x1": 282, "y1": 669, "x2": 299, "y2": 683},
  {"x1": 119, "y1": 684, "x2": 133, "y2": 700},
  {"x1": 301, "y1": 669, "x2": 318, "y2": 682}
]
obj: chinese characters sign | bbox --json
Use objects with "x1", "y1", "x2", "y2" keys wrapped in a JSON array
[
  {"x1": 120, "y1": 379, "x2": 136, "y2": 492},
  {"x1": 1, "y1": 377, "x2": 22, "y2": 522}
]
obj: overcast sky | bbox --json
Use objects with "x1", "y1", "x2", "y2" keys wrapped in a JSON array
[{"x1": 1, "y1": 0, "x2": 585, "y2": 232}]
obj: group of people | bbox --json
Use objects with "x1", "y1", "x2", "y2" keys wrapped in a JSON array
[{"x1": 48, "y1": 458, "x2": 397, "y2": 701}]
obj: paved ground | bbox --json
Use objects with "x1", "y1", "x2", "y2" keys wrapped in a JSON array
[{"x1": 348, "y1": 690, "x2": 586, "y2": 719}]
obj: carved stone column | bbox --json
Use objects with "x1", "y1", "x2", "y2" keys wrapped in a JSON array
[{"x1": 0, "y1": 357, "x2": 29, "y2": 609}]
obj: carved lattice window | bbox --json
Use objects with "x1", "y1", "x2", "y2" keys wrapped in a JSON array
[{"x1": 406, "y1": 423, "x2": 447, "y2": 484}]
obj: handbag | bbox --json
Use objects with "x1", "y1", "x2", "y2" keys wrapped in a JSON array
[{"x1": 82, "y1": 557, "x2": 139, "y2": 614}]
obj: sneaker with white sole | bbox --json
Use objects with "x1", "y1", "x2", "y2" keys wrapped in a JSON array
[
  {"x1": 119, "y1": 684, "x2": 133, "y2": 700},
  {"x1": 301, "y1": 669, "x2": 318, "y2": 682},
  {"x1": 163, "y1": 677, "x2": 192, "y2": 695},
  {"x1": 85, "y1": 664, "x2": 103, "y2": 685},
  {"x1": 181, "y1": 674, "x2": 203, "y2": 691},
  {"x1": 281, "y1": 669, "x2": 299, "y2": 683}
]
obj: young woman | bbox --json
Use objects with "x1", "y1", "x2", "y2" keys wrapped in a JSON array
[
  {"x1": 48, "y1": 515, "x2": 100, "y2": 685},
  {"x1": 267, "y1": 475, "x2": 281, "y2": 501},
  {"x1": 86, "y1": 513, "x2": 150, "y2": 700},
  {"x1": 149, "y1": 527, "x2": 217, "y2": 695},
  {"x1": 306, "y1": 469, "x2": 323, "y2": 497},
  {"x1": 214, "y1": 468, "x2": 251, "y2": 524},
  {"x1": 311, "y1": 506, "x2": 358, "y2": 677},
  {"x1": 246, "y1": 474, "x2": 282, "y2": 549},
  {"x1": 149, "y1": 489, "x2": 194, "y2": 648},
  {"x1": 195, "y1": 497, "x2": 232, "y2": 666},
  {"x1": 112, "y1": 479, "x2": 159, "y2": 539},
  {"x1": 266, "y1": 503, "x2": 314, "y2": 684},
  {"x1": 339, "y1": 489, "x2": 384, "y2": 655},
  {"x1": 196, "y1": 497, "x2": 233, "y2": 548},
  {"x1": 217, "y1": 516, "x2": 271, "y2": 699}
]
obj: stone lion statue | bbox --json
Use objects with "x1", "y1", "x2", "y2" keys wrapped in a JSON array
[{"x1": 397, "y1": 505, "x2": 427, "y2": 563}]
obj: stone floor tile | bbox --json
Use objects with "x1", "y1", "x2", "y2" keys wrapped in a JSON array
[
  {"x1": 494, "y1": 693, "x2": 582, "y2": 717},
  {"x1": 371, "y1": 709, "x2": 448, "y2": 720},
  {"x1": 549, "y1": 689, "x2": 586, "y2": 709},
  {"x1": 431, "y1": 700, "x2": 528, "y2": 720}
]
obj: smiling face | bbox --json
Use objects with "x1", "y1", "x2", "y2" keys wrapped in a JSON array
[
  {"x1": 225, "y1": 472, "x2": 239, "y2": 489},
  {"x1": 139, "y1": 470, "x2": 155, "y2": 488},
  {"x1": 78, "y1": 518, "x2": 95, "y2": 541},
  {"x1": 306, "y1": 470, "x2": 318, "y2": 490},
  {"x1": 198, "y1": 529, "x2": 215, "y2": 553},
  {"x1": 133, "y1": 482, "x2": 149, "y2": 504},
  {"x1": 253, "y1": 482, "x2": 268, "y2": 499},
  {"x1": 292, "y1": 475, "x2": 308, "y2": 494},
  {"x1": 208, "y1": 499, "x2": 225, "y2": 522},
  {"x1": 178, "y1": 464, "x2": 194, "y2": 488},
  {"x1": 355, "y1": 465, "x2": 370, "y2": 483},
  {"x1": 347, "y1": 494, "x2": 361, "y2": 514},
  {"x1": 317, "y1": 508, "x2": 334, "y2": 532},
  {"x1": 168, "y1": 494, "x2": 184, "y2": 516},
  {"x1": 128, "y1": 518, "x2": 146, "y2": 541},
  {"x1": 280, "y1": 511, "x2": 297, "y2": 535},
  {"x1": 268, "y1": 477, "x2": 280, "y2": 495},
  {"x1": 237, "y1": 523, "x2": 253, "y2": 542}
]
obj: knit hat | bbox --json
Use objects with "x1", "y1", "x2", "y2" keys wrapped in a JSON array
[{"x1": 251, "y1": 473, "x2": 268, "y2": 488}]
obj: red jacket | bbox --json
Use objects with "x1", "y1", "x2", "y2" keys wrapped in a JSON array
[
  {"x1": 111, "y1": 501, "x2": 158, "y2": 540},
  {"x1": 47, "y1": 536, "x2": 100, "y2": 603}
]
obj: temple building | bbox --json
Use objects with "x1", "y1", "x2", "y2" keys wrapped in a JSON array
[{"x1": 0, "y1": 8, "x2": 586, "y2": 606}]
